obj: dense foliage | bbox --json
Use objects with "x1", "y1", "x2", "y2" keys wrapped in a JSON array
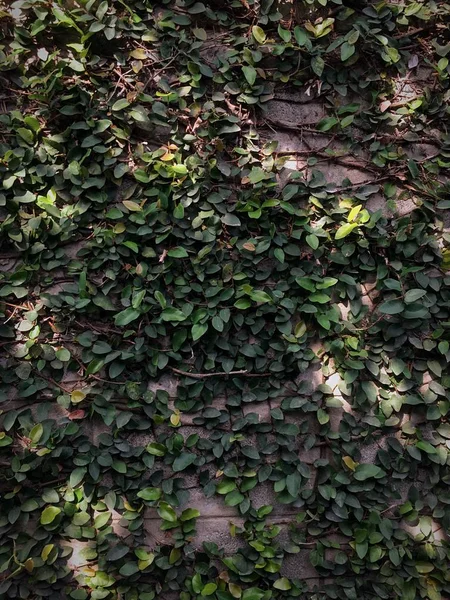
[{"x1": 1, "y1": 0, "x2": 450, "y2": 598}]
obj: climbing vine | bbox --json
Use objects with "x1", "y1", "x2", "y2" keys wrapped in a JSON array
[{"x1": 1, "y1": 0, "x2": 450, "y2": 598}]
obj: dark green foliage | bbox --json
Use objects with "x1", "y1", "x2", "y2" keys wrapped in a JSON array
[{"x1": 0, "y1": 1, "x2": 450, "y2": 599}]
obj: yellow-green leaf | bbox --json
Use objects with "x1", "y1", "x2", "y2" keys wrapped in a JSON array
[
  {"x1": 123, "y1": 200, "x2": 142, "y2": 212},
  {"x1": 252, "y1": 25, "x2": 266, "y2": 44},
  {"x1": 40, "y1": 506, "x2": 61, "y2": 525},
  {"x1": 335, "y1": 223, "x2": 358, "y2": 240},
  {"x1": 348, "y1": 204, "x2": 362, "y2": 222},
  {"x1": 71, "y1": 390, "x2": 86, "y2": 404},
  {"x1": 274, "y1": 577, "x2": 291, "y2": 591},
  {"x1": 29, "y1": 423, "x2": 43, "y2": 443},
  {"x1": 41, "y1": 544, "x2": 54, "y2": 561}
]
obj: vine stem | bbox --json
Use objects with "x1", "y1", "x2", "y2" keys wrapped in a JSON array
[
  {"x1": 33, "y1": 371, "x2": 72, "y2": 394},
  {"x1": 1, "y1": 301, "x2": 31, "y2": 311},
  {"x1": 394, "y1": 24, "x2": 440, "y2": 40}
]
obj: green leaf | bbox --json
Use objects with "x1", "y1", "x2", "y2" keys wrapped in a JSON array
[
  {"x1": 192, "y1": 574, "x2": 203, "y2": 594},
  {"x1": 137, "y1": 487, "x2": 162, "y2": 501},
  {"x1": 94, "y1": 512, "x2": 111, "y2": 529},
  {"x1": 249, "y1": 290, "x2": 272, "y2": 304},
  {"x1": 96, "y1": 0, "x2": 109, "y2": 19},
  {"x1": 107, "y1": 545, "x2": 129, "y2": 561},
  {"x1": 428, "y1": 360, "x2": 442, "y2": 377},
  {"x1": 369, "y1": 545, "x2": 383, "y2": 562},
  {"x1": 361, "y1": 381, "x2": 378, "y2": 403},
  {"x1": 306, "y1": 234, "x2": 319, "y2": 250},
  {"x1": 120, "y1": 562, "x2": 139, "y2": 576},
  {"x1": 17, "y1": 127, "x2": 34, "y2": 144},
  {"x1": 157, "y1": 502, "x2": 177, "y2": 523},
  {"x1": 86, "y1": 358, "x2": 105, "y2": 375},
  {"x1": 212, "y1": 316, "x2": 224, "y2": 332},
  {"x1": 24, "y1": 116, "x2": 40, "y2": 132},
  {"x1": 222, "y1": 213, "x2": 242, "y2": 226},
  {"x1": 309, "y1": 293, "x2": 330, "y2": 304},
  {"x1": 252, "y1": 25, "x2": 266, "y2": 44},
  {"x1": 29, "y1": 423, "x2": 43, "y2": 443},
  {"x1": 114, "y1": 307, "x2": 140, "y2": 326},
  {"x1": 353, "y1": 464, "x2": 385, "y2": 481},
  {"x1": 294, "y1": 321, "x2": 307, "y2": 337},
  {"x1": 201, "y1": 583, "x2": 217, "y2": 596},
  {"x1": 52, "y1": 6, "x2": 83, "y2": 32},
  {"x1": 286, "y1": 472, "x2": 301, "y2": 497},
  {"x1": 416, "y1": 441, "x2": 436, "y2": 454},
  {"x1": 93, "y1": 295, "x2": 116, "y2": 311},
  {"x1": 242, "y1": 588, "x2": 265, "y2": 600},
  {"x1": 415, "y1": 562, "x2": 434, "y2": 574},
  {"x1": 172, "y1": 452, "x2": 196, "y2": 472},
  {"x1": 294, "y1": 26, "x2": 308, "y2": 46},
  {"x1": 385, "y1": 46, "x2": 400, "y2": 63},
  {"x1": 169, "y1": 547, "x2": 181, "y2": 564},
  {"x1": 224, "y1": 490, "x2": 244, "y2": 506},
  {"x1": 0, "y1": 434, "x2": 13, "y2": 447},
  {"x1": 404, "y1": 289, "x2": 426, "y2": 303},
  {"x1": 112, "y1": 460, "x2": 127, "y2": 473},
  {"x1": 242, "y1": 65, "x2": 257, "y2": 86},
  {"x1": 15, "y1": 191, "x2": 35, "y2": 203},
  {"x1": 187, "y1": 2, "x2": 206, "y2": 13},
  {"x1": 274, "y1": 248, "x2": 285, "y2": 263},
  {"x1": 180, "y1": 508, "x2": 200, "y2": 521},
  {"x1": 407, "y1": 159, "x2": 419, "y2": 178},
  {"x1": 273, "y1": 578, "x2": 291, "y2": 591},
  {"x1": 161, "y1": 308, "x2": 187, "y2": 322},
  {"x1": 317, "y1": 117, "x2": 339, "y2": 132},
  {"x1": 437, "y1": 425, "x2": 450, "y2": 442},
  {"x1": 41, "y1": 506, "x2": 61, "y2": 525},
  {"x1": 70, "y1": 467, "x2": 86, "y2": 488},
  {"x1": 217, "y1": 479, "x2": 236, "y2": 494},
  {"x1": 317, "y1": 277, "x2": 338, "y2": 289},
  {"x1": 146, "y1": 442, "x2": 166, "y2": 456},
  {"x1": 172, "y1": 164, "x2": 188, "y2": 175},
  {"x1": 167, "y1": 247, "x2": 188, "y2": 258},
  {"x1": 192, "y1": 27, "x2": 207, "y2": 40},
  {"x1": 317, "y1": 408, "x2": 329, "y2": 424},
  {"x1": 311, "y1": 56, "x2": 325, "y2": 76},
  {"x1": 438, "y1": 57, "x2": 449, "y2": 70},
  {"x1": 69, "y1": 59, "x2": 85, "y2": 72},
  {"x1": 247, "y1": 167, "x2": 267, "y2": 184},
  {"x1": 341, "y1": 114, "x2": 354, "y2": 128},
  {"x1": 192, "y1": 323, "x2": 208, "y2": 341},
  {"x1": 341, "y1": 41, "x2": 356, "y2": 61},
  {"x1": 378, "y1": 300, "x2": 404, "y2": 315},
  {"x1": 112, "y1": 99, "x2": 130, "y2": 111},
  {"x1": 335, "y1": 223, "x2": 358, "y2": 239},
  {"x1": 277, "y1": 25, "x2": 291, "y2": 43},
  {"x1": 296, "y1": 277, "x2": 315, "y2": 292},
  {"x1": 356, "y1": 541, "x2": 368, "y2": 559},
  {"x1": 173, "y1": 203, "x2": 185, "y2": 219},
  {"x1": 123, "y1": 200, "x2": 142, "y2": 212},
  {"x1": 56, "y1": 348, "x2": 71, "y2": 362},
  {"x1": 154, "y1": 291, "x2": 166, "y2": 309}
]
